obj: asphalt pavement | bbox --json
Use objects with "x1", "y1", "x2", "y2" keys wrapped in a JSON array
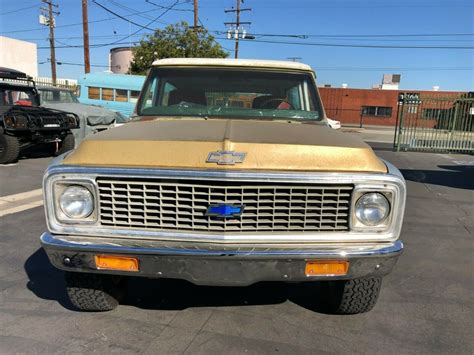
[{"x1": 0, "y1": 141, "x2": 473, "y2": 354}]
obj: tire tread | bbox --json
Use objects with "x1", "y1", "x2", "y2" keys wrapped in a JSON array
[
  {"x1": 65, "y1": 272, "x2": 121, "y2": 312},
  {"x1": 0, "y1": 134, "x2": 20, "y2": 164},
  {"x1": 335, "y1": 277, "x2": 382, "y2": 314}
]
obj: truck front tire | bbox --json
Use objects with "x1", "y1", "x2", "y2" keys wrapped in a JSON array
[
  {"x1": 330, "y1": 277, "x2": 382, "y2": 314},
  {"x1": 0, "y1": 133, "x2": 20, "y2": 164},
  {"x1": 65, "y1": 272, "x2": 126, "y2": 312}
]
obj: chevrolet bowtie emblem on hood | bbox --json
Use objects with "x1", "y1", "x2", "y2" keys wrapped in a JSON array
[{"x1": 206, "y1": 150, "x2": 246, "y2": 165}]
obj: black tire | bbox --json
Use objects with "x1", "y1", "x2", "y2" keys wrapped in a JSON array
[
  {"x1": 330, "y1": 277, "x2": 382, "y2": 314},
  {"x1": 65, "y1": 272, "x2": 126, "y2": 312},
  {"x1": 0, "y1": 133, "x2": 20, "y2": 164},
  {"x1": 53, "y1": 133, "x2": 75, "y2": 156}
]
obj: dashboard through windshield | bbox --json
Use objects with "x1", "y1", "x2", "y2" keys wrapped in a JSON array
[{"x1": 137, "y1": 68, "x2": 322, "y2": 121}]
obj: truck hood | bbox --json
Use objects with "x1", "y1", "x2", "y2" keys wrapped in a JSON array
[{"x1": 63, "y1": 118, "x2": 386, "y2": 173}]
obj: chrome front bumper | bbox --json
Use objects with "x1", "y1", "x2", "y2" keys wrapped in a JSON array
[{"x1": 41, "y1": 233, "x2": 403, "y2": 286}]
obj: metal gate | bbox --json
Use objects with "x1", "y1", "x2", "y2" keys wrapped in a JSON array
[{"x1": 394, "y1": 93, "x2": 474, "y2": 153}]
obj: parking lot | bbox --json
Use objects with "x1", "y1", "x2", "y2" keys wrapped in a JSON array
[{"x1": 0, "y1": 137, "x2": 473, "y2": 354}]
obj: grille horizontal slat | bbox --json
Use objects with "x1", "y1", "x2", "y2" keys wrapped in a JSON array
[{"x1": 97, "y1": 178, "x2": 353, "y2": 233}]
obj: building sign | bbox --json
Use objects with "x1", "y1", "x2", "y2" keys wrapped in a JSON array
[{"x1": 398, "y1": 92, "x2": 421, "y2": 104}]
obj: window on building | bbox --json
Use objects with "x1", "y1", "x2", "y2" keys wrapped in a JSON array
[
  {"x1": 115, "y1": 89, "x2": 128, "y2": 102},
  {"x1": 130, "y1": 90, "x2": 140, "y2": 103},
  {"x1": 88, "y1": 87, "x2": 100, "y2": 100},
  {"x1": 423, "y1": 108, "x2": 451, "y2": 120},
  {"x1": 102, "y1": 88, "x2": 114, "y2": 101},
  {"x1": 361, "y1": 106, "x2": 392, "y2": 117}
]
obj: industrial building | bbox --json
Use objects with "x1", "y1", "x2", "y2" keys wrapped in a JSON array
[
  {"x1": 319, "y1": 87, "x2": 467, "y2": 126},
  {"x1": 0, "y1": 36, "x2": 38, "y2": 77}
]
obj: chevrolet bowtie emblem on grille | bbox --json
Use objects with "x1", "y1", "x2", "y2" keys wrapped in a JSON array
[
  {"x1": 206, "y1": 150, "x2": 246, "y2": 165},
  {"x1": 206, "y1": 204, "x2": 245, "y2": 218}
]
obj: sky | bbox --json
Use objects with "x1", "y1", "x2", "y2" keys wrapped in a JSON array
[{"x1": 1, "y1": 0, "x2": 473, "y2": 91}]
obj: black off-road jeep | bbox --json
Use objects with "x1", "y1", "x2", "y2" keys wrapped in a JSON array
[{"x1": 0, "y1": 67, "x2": 79, "y2": 164}]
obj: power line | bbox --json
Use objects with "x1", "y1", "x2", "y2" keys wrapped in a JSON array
[
  {"x1": 108, "y1": 0, "x2": 156, "y2": 21},
  {"x1": 145, "y1": 0, "x2": 193, "y2": 12},
  {"x1": 38, "y1": 59, "x2": 472, "y2": 72},
  {"x1": 202, "y1": 1, "x2": 473, "y2": 9},
  {"x1": 227, "y1": 37, "x2": 474, "y2": 50},
  {"x1": 35, "y1": 34, "x2": 474, "y2": 50},
  {"x1": 37, "y1": 38, "x2": 474, "y2": 52},
  {"x1": 91, "y1": 0, "x2": 181, "y2": 48},
  {"x1": 91, "y1": 0, "x2": 156, "y2": 31},
  {"x1": 0, "y1": 4, "x2": 37, "y2": 16},
  {"x1": 41, "y1": 59, "x2": 117, "y2": 68},
  {"x1": 0, "y1": 8, "x2": 168, "y2": 34},
  {"x1": 213, "y1": 31, "x2": 474, "y2": 39},
  {"x1": 16, "y1": 33, "x2": 474, "y2": 42},
  {"x1": 19, "y1": 34, "x2": 147, "y2": 41}
]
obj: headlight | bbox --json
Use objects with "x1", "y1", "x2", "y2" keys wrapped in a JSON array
[
  {"x1": 59, "y1": 185, "x2": 94, "y2": 219},
  {"x1": 66, "y1": 114, "x2": 78, "y2": 128},
  {"x1": 355, "y1": 192, "x2": 390, "y2": 226}
]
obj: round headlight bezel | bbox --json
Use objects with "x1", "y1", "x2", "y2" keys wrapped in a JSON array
[
  {"x1": 57, "y1": 184, "x2": 95, "y2": 221},
  {"x1": 354, "y1": 192, "x2": 391, "y2": 227}
]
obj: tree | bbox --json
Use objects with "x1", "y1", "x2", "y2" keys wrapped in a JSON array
[{"x1": 130, "y1": 21, "x2": 228, "y2": 75}]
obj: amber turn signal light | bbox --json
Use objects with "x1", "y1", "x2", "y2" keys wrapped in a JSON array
[
  {"x1": 305, "y1": 260, "x2": 349, "y2": 276},
  {"x1": 95, "y1": 255, "x2": 139, "y2": 272}
]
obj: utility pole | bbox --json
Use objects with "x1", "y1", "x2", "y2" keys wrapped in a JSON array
[
  {"x1": 41, "y1": 0, "x2": 59, "y2": 85},
  {"x1": 82, "y1": 0, "x2": 90, "y2": 73},
  {"x1": 234, "y1": 0, "x2": 240, "y2": 58},
  {"x1": 193, "y1": 0, "x2": 198, "y2": 32},
  {"x1": 224, "y1": 0, "x2": 251, "y2": 59}
]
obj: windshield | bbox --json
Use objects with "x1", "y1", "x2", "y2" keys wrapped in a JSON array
[
  {"x1": 137, "y1": 68, "x2": 322, "y2": 121},
  {"x1": 39, "y1": 89, "x2": 79, "y2": 104},
  {"x1": 0, "y1": 86, "x2": 38, "y2": 107}
]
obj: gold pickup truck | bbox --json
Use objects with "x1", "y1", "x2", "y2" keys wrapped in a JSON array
[{"x1": 40, "y1": 58, "x2": 405, "y2": 314}]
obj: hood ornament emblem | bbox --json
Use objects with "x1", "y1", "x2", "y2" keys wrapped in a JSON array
[{"x1": 206, "y1": 150, "x2": 246, "y2": 165}]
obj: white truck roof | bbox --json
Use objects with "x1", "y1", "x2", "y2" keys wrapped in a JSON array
[{"x1": 151, "y1": 58, "x2": 313, "y2": 71}]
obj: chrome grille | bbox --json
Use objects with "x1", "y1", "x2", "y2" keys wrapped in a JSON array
[{"x1": 97, "y1": 178, "x2": 353, "y2": 233}]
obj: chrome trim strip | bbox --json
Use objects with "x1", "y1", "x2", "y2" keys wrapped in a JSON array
[
  {"x1": 43, "y1": 159, "x2": 406, "y2": 243},
  {"x1": 41, "y1": 232, "x2": 403, "y2": 258}
]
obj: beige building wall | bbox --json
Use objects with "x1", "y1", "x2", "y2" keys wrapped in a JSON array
[{"x1": 0, "y1": 36, "x2": 38, "y2": 77}]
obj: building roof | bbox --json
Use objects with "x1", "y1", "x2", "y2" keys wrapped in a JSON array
[{"x1": 151, "y1": 58, "x2": 313, "y2": 71}]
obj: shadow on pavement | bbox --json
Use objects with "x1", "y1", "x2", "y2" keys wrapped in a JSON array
[
  {"x1": 400, "y1": 165, "x2": 474, "y2": 190},
  {"x1": 24, "y1": 248, "x2": 75, "y2": 311},
  {"x1": 18, "y1": 145, "x2": 55, "y2": 161},
  {"x1": 25, "y1": 248, "x2": 336, "y2": 314},
  {"x1": 124, "y1": 277, "x2": 336, "y2": 314}
]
